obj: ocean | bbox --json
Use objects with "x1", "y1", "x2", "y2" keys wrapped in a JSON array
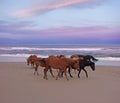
[{"x1": 0, "y1": 44, "x2": 120, "y2": 66}]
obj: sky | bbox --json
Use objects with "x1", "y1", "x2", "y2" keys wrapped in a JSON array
[{"x1": 0, "y1": 0, "x2": 120, "y2": 45}]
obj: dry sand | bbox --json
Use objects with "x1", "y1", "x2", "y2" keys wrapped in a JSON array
[{"x1": 0, "y1": 62, "x2": 120, "y2": 103}]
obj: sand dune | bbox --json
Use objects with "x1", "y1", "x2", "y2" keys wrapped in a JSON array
[{"x1": 0, "y1": 62, "x2": 120, "y2": 103}]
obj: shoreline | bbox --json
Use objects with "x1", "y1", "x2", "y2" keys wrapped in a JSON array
[{"x1": 0, "y1": 62, "x2": 120, "y2": 103}]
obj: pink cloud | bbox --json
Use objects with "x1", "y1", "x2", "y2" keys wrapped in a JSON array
[
  {"x1": 37, "y1": 26, "x2": 120, "y2": 40},
  {"x1": 42, "y1": 26, "x2": 118, "y2": 35},
  {"x1": 0, "y1": 20, "x2": 119, "y2": 40},
  {"x1": 12, "y1": 0, "x2": 94, "y2": 17}
]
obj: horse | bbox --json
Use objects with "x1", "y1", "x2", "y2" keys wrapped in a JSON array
[
  {"x1": 27, "y1": 55, "x2": 38, "y2": 67},
  {"x1": 43, "y1": 55, "x2": 79, "y2": 80},
  {"x1": 68, "y1": 60, "x2": 95, "y2": 78},
  {"x1": 78, "y1": 60, "x2": 95, "y2": 78},
  {"x1": 33, "y1": 57, "x2": 54, "y2": 78},
  {"x1": 68, "y1": 54, "x2": 97, "y2": 78}
]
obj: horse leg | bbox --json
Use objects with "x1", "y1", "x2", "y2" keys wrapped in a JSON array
[
  {"x1": 82, "y1": 68, "x2": 88, "y2": 78},
  {"x1": 31, "y1": 61, "x2": 34, "y2": 67},
  {"x1": 33, "y1": 62, "x2": 35, "y2": 67},
  {"x1": 49, "y1": 69, "x2": 55, "y2": 78},
  {"x1": 68, "y1": 67, "x2": 73, "y2": 78},
  {"x1": 64, "y1": 69, "x2": 69, "y2": 81},
  {"x1": 78, "y1": 69, "x2": 81, "y2": 78},
  {"x1": 43, "y1": 68, "x2": 48, "y2": 80},
  {"x1": 34, "y1": 64, "x2": 39, "y2": 75},
  {"x1": 59, "y1": 70, "x2": 63, "y2": 78},
  {"x1": 56, "y1": 69, "x2": 61, "y2": 80},
  {"x1": 61, "y1": 71, "x2": 64, "y2": 77},
  {"x1": 43, "y1": 69, "x2": 46, "y2": 79}
]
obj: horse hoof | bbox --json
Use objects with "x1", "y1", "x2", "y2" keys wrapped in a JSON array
[
  {"x1": 52, "y1": 76, "x2": 55, "y2": 78},
  {"x1": 70, "y1": 76, "x2": 73, "y2": 78},
  {"x1": 67, "y1": 79, "x2": 69, "y2": 81}
]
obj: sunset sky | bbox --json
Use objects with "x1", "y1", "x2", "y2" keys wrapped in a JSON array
[{"x1": 0, "y1": 0, "x2": 120, "y2": 44}]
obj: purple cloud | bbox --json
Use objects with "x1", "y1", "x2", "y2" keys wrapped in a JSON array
[{"x1": 0, "y1": 20, "x2": 119, "y2": 41}]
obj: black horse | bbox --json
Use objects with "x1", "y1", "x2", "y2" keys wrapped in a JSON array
[
  {"x1": 68, "y1": 54, "x2": 98, "y2": 78},
  {"x1": 67, "y1": 60, "x2": 95, "y2": 78},
  {"x1": 78, "y1": 60, "x2": 95, "y2": 78}
]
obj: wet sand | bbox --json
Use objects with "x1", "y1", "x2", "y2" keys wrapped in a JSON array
[{"x1": 0, "y1": 62, "x2": 120, "y2": 103}]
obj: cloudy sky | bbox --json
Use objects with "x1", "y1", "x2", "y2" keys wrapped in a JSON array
[{"x1": 0, "y1": 0, "x2": 120, "y2": 44}]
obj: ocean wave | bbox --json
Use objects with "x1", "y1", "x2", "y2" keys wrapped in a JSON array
[
  {"x1": 0, "y1": 45, "x2": 120, "y2": 61},
  {"x1": 0, "y1": 47, "x2": 103, "y2": 51},
  {"x1": 0, "y1": 54, "x2": 48, "y2": 58},
  {"x1": 97, "y1": 57, "x2": 120, "y2": 61},
  {"x1": 0, "y1": 54, "x2": 120, "y2": 61}
]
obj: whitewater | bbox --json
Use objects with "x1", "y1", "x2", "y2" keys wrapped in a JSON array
[{"x1": 0, "y1": 44, "x2": 120, "y2": 66}]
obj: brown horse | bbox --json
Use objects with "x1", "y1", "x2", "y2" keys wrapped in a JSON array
[
  {"x1": 43, "y1": 55, "x2": 79, "y2": 80},
  {"x1": 27, "y1": 55, "x2": 37, "y2": 67},
  {"x1": 33, "y1": 57, "x2": 55, "y2": 78},
  {"x1": 61, "y1": 55, "x2": 83, "y2": 78}
]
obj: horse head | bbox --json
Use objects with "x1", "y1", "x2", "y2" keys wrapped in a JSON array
[{"x1": 90, "y1": 62, "x2": 95, "y2": 71}]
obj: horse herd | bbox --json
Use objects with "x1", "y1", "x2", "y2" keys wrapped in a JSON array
[{"x1": 27, "y1": 54, "x2": 98, "y2": 80}]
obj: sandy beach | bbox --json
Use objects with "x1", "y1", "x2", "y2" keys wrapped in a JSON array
[{"x1": 0, "y1": 62, "x2": 120, "y2": 103}]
